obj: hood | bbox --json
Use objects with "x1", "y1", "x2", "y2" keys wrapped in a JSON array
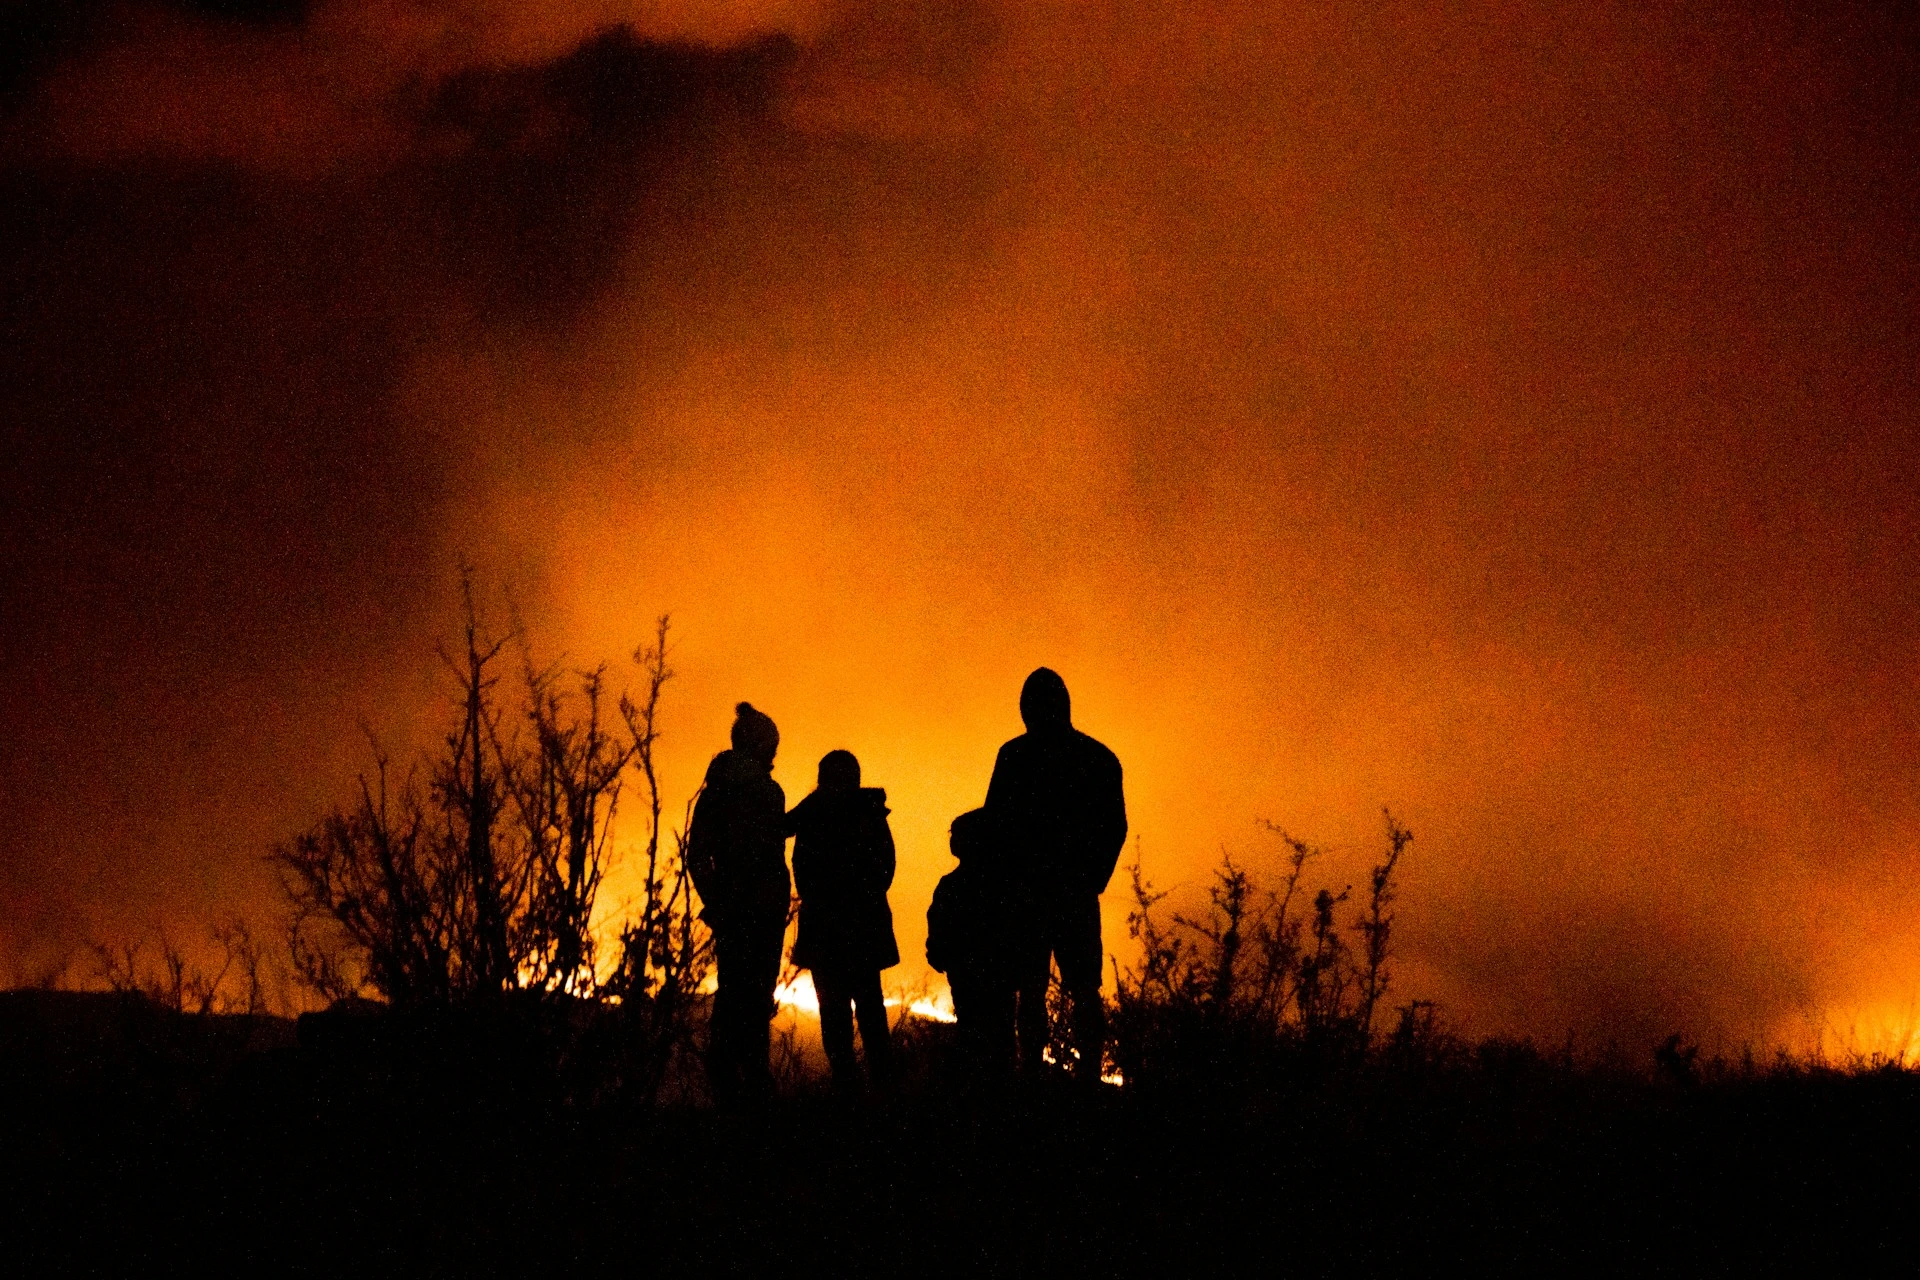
[{"x1": 1019, "y1": 667, "x2": 1071, "y2": 730}]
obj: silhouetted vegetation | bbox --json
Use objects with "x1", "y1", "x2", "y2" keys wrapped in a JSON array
[
  {"x1": 5, "y1": 977, "x2": 1919, "y2": 1275},
  {"x1": 270, "y1": 580, "x2": 710, "y2": 1103},
  {"x1": 1108, "y1": 811, "x2": 1419, "y2": 1092},
  {"x1": 12, "y1": 605, "x2": 1920, "y2": 1272},
  {"x1": 87, "y1": 917, "x2": 269, "y2": 1016}
]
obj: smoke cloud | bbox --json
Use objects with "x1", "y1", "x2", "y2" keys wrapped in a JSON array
[
  {"x1": 8, "y1": 0, "x2": 832, "y2": 170},
  {"x1": 3, "y1": 0, "x2": 1916, "y2": 1049}
]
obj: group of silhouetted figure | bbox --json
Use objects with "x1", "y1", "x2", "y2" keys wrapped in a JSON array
[{"x1": 686, "y1": 667, "x2": 1127, "y2": 1101}]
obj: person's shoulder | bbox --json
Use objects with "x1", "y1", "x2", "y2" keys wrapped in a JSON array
[
  {"x1": 859, "y1": 787, "x2": 890, "y2": 815},
  {"x1": 1071, "y1": 729, "x2": 1121, "y2": 768}
]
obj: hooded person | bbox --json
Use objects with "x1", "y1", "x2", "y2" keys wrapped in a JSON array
[
  {"x1": 786, "y1": 749, "x2": 899, "y2": 1092},
  {"x1": 687, "y1": 701, "x2": 790, "y2": 1104},
  {"x1": 984, "y1": 668, "x2": 1128, "y2": 1082}
]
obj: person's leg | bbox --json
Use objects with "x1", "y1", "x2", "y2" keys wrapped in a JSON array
[
  {"x1": 948, "y1": 975, "x2": 974, "y2": 1080},
  {"x1": 813, "y1": 967, "x2": 859, "y2": 1087},
  {"x1": 1056, "y1": 893, "x2": 1107, "y2": 1083},
  {"x1": 1006, "y1": 967, "x2": 1036, "y2": 1074},
  {"x1": 740, "y1": 913, "x2": 785, "y2": 1098},
  {"x1": 850, "y1": 969, "x2": 892, "y2": 1085},
  {"x1": 1012, "y1": 909, "x2": 1056, "y2": 1076},
  {"x1": 963, "y1": 971, "x2": 1016, "y2": 1082},
  {"x1": 708, "y1": 927, "x2": 743, "y2": 1102}
]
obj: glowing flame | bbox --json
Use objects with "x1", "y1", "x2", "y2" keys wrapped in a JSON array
[
  {"x1": 776, "y1": 976, "x2": 1120, "y2": 1083},
  {"x1": 895, "y1": 997, "x2": 957, "y2": 1024},
  {"x1": 774, "y1": 974, "x2": 820, "y2": 1014},
  {"x1": 1792, "y1": 998, "x2": 1920, "y2": 1063},
  {"x1": 773, "y1": 975, "x2": 960, "y2": 1024},
  {"x1": 1040, "y1": 1045, "x2": 1126, "y2": 1087}
]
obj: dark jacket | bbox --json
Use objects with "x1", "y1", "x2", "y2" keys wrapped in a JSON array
[
  {"x1": 984, "y1": 726, "x2": 1128, "y2": 898},
  {"x1": 925, "y1": 865, "x2": 977, "y2": 978},
  {"x1": 787, "y1": 786, "x2": 899, "y2": 973},
  {"x1": 687, "y1": 748, "x2": 790, "y2": 932},
  {"x1": 926, "y1": 808, "x2": 1030, "y2": 980}
]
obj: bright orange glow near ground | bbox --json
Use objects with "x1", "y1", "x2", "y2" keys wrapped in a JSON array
[{"x1": 2, "y1": 1, "x2": 1915, "y2": 1053}]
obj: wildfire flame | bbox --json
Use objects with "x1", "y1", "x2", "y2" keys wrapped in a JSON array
[{"x1": 772, "y1": 973, "x2": 958, "y2": 1024}]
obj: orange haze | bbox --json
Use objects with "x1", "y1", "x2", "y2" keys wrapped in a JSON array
[{"x1": 2, "y1": 1, "x2": 1916, "y2": 1051}]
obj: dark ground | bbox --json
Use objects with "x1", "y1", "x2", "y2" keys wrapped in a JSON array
[{"x1": 2, "y1": 990, "x2": 1915, "y2": 1276}]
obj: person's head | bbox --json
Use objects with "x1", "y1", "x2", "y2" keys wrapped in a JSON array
[
  {"x1": 817, "y1": 749, "x2": 860, "y2": 793},
  {"x1": 730, "y1": 701, "x2": 779, "y2": 766},
  {"x1": 949, "y1": 807, "x2": 993, "y2": 861},
  {"x1": 1019, "y1": 667, "x2": 1071, "y2": 731}
]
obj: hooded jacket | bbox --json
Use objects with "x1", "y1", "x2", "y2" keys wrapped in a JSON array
[
  {"x1": 786, "y1": 786, "x2": 899, "y2": 972},
  {"x1": 984, "y1": 689, "x2": 1128, "y2": 898}
]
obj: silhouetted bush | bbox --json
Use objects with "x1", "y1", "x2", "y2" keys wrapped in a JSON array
[
  {"x1": 270, "y1": 579, "x2": 711, "y2": 1102},
  {"x1": 1109, "y1": 809, "x2": 1416, "y2": 1091},
  {"x1": 88, "y1": 918, "x2": 268, "y2": 1016}
]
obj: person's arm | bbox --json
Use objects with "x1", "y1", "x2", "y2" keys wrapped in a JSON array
[
  {"x1": 984, "y1": 740, "x2": 1017, "y2": 812},
  {"x1": 788, "y1": 803, "x2": 815, "y2": 901},
  {"x1": 791, "y1": 845, "x2": 816, "y2": 902},
  {"x1": 768, "y1": 781, "x2": 791, "y2": 872},
  {"x1": 876, "y1": 814, "x2": 897, "y2": 892},
  {"x1": 1091, "y1": 753, "x2": 1129, "y2": 894}
]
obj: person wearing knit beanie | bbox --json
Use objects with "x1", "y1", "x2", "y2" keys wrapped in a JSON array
[
  {"x1": 731, "y1": 701, "x2": 779, "y2": 764},
  {"x1": 687, "y1": 700, "x2": 790, "y2": 1104}
]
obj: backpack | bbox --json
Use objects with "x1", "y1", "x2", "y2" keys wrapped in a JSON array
[{"x1": 684, "y1": 780, "x2": 721, "y2": 911}]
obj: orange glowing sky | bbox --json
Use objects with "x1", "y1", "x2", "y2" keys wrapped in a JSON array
[{"x1": 2, "y1": 0, "x2": 1915, "y2": 1049}]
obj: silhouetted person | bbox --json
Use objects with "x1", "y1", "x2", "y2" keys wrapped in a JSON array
[
  {"x1": 985, "y1": 668, "x2": 1127, "y2": 1082},
  {"x1": 928, "y1": 806, "x2": 1029, "y2": 1079},
  {"x1": 787, "y1": 749, "x2": 898, "y2": 1094},
  {"x1": 688, "y1": 701, "x2": 790, "y2": 1105}
]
